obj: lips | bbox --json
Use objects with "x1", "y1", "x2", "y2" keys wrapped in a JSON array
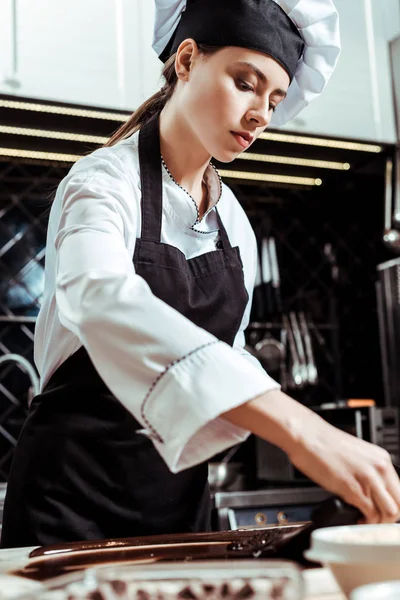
[{"x1": 231, "y1": 131, "x2": 253, "y2": 149}]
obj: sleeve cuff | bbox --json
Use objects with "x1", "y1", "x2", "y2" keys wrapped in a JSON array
[{"x1": 140, "y1": 340, "x2": 280, "y2": 472}]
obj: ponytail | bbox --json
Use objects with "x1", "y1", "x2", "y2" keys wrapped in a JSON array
[{"x1": 104, "y1": 45, "x2": 220, "y2": 147}]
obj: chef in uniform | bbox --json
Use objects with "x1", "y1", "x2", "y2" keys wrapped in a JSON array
[{"x1": 2, "y1": 0, "x2": 400, "y2": 548}]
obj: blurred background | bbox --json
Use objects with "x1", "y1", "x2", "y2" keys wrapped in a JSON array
[{"x1": 0, "y1": 0, "x2": 400, "y2": 531}]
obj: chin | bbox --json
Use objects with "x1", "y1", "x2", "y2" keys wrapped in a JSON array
[{"x1": 211, "y1": 149, "x2": 240, "y2": 163}]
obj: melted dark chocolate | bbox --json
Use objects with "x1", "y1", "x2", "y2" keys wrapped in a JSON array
[{"x1": 13, "y1": 526, "x2": 304, "y2": 582}]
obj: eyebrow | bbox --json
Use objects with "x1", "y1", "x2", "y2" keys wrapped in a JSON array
[{"x1": 235, "y1": 61, "x2": 288, "y2": 98}]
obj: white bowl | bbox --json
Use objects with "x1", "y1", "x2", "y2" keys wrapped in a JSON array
[
  {"x1": 351, "y1": 580, "x2": 400, "y2": 600},
  {"x1": 304, "y1": 524, "x2": 400, "y2": 598}
]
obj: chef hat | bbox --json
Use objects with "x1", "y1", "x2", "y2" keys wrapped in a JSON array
[{"x1": 152, "y1": 0, "x2": 341, "y2": 126}]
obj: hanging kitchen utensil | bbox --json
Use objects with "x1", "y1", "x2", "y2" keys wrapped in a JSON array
[
  {"x1": 253, "y1": 232, "x2": 285, "y2": 372},
  {"x1": 282, "y1": 314, "x2": 303, "y2": 388},
  {"x1": 279, "y1": 326, "x2": 289, "y2": 391},
  {"x1": 261, "y1": 236, "x2": 274, "y2": 318},
  {"x1": 289, "y1": 312, "x2": 308, "y2": 385},
  {"x1": 208, "y1": 444, "x2": 242, "y2": 492},
  {"x1": 383, "y1": 152, "x2": 400, "y2": 253},
  {"x1": 298, "y1": 311, "x2": 319, "y2": 386},
  {"x1": 268, "y1": 237, "x2": 282, "y2": 315},
  {"x1": 244, "y1": 329, "x2": 261, "y2": 357},
  {"x1": 254, "y1": 331, "x2": 285, "y2": 374}
]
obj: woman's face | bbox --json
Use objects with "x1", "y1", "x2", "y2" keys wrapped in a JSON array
[{"x1": 177, "y1": 43, "x2": 290, "y2": 163}]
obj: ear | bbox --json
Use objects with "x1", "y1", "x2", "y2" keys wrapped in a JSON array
[{"x1": 175, "y1": 39, "x2": 199, "y2": 80}]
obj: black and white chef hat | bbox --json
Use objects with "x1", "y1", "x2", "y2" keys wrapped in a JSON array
[{"x1": 152, "y1": 0, "x2": 341, "y2": 127}]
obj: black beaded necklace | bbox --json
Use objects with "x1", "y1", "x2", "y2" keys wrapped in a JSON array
[{"x1": 161, "y1": 155, "x2": 222, "y2": 228}]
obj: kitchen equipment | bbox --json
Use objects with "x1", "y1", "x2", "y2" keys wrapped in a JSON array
[
  {"x1": 244, "y1": 329, "x2": 260, "y2": 358},
  {"x1": 254, "y1": 333, "x2": 285, "y2": 373},
  {"x1": 261, "y1": 236, "x2": 275, "y2": 316},
  {"x1": 208, "y1": 445, "x2": 242, "y2": 491},
  {"x1": 298, "y1": 311, "x2": 318, "y2": 385},
  {"x1": 0, "y1": 353, "x2": 40, "y2": 407},
  {"x1": 289, "y1": 312, "x2": 308, "y2": 385},
  {"x1": 305, "y1": 523, "x2": 400, "y2": 598},
  {"x1": 268, "y1": 237, "x2": 282, "y2": 314},
  {"x1": 383, "y1": 155, "x2": 400, "y2": 253},
  {"x1": 376, "y1": 257, "x2": 400, "y2": 411},
  {"x1": 208, "y1": 463, "x2": 242, "y2": 492},
  {"x1": 283, "y1": 313, "x2": 303, "y2": 387},
  {"x1": 280, "y1": 326, "x2": 289, "y2": 391},
  {"x1": 214, "y1": 486, "x2": 330, "y2": 530}
]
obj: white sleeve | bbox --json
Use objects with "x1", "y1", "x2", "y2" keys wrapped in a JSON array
[{"x1": 54, "y1": 164, "x2": 279, "y2": 473}]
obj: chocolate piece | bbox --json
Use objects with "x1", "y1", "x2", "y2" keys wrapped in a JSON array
[
  {"x1": 235, "y1": 584, "x2": 254, "y2": 599},
  {"x1": 178, "y1": 586, "x2": 198, "y2": 599}
]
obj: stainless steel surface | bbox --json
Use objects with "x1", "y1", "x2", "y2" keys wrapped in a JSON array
[
  {"x1": 376, "y1": 280, "x2": 392, "y2": 407},
  {"x1": 354, "y1": 410, "x2": 363, "y2": 439},
  {"x1": 383, "y1": 153, "x2": 400, "y2": 252},
  {"x1": 208, "y1": 463, "x2": 241, "y2": 492},
  {"x1": 289, "y1": 311, "x2": 308, "y2": 385},
  {"x1": 254, "y1": 334, "x2": 284, "y2": 372},
  {"x1": 208, "y1": 446, "x2": 242, "y2": 492},
  {"x1": 283, "y1": 313, "x2": 302, "y2": 387},
  {"x1": 299, "y1": 311, "x2": 318, "y2": 385},
  {"x1": 214, "y1": 487, "x2": 330, "y2": 509},
  {"x1": 376, "y1": 258, "x2": 400, "y2": 410},
  {"x1": 0, "y1": 353, "x2": 40, "y2": 401},
  {"x1": 268, "y1": 237, "x2": 282, "y2": 313},
  {"x1": 280, "y1": 326, "x2": 289, "y2": 391},
  {"x1": 375, "y1": 407, "x2": 399, "y2": 464}
]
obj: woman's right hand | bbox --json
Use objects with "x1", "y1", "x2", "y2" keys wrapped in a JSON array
[
  {"x1": 222, "y1": 389, "x2": 400, "y2": 524},
  {"x1": 286, "y1": 413, "x2": 400, "y2": 524}
]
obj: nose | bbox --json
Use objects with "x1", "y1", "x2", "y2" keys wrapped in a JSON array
[{"x1": 248, "y1": 98, "x2": 271, "y2": 129}]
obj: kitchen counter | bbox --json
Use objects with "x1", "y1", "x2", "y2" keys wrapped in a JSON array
[{"x1": 0, "y1": 546, "x2": 345, "y2": 599}]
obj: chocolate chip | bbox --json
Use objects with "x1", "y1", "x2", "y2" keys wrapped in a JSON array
[
  {"x1": 178, "y1": 586, "x2": 198, "y2": 600},
  {"x1": 88, "y1": 592, "x2": 104, "y2": 600},
  {"x1": 234, "y1": 583, "x2": 254, "y2": 599},
  {"x1": 270, "y1": 581, "x2": 285, "y2": 599},
  {"x1": 110, "y1": 580, "x2": 128, "y2": 596},
  {"x1": 136, "y1": 589, "x2": 151, "y2": 600},
  {"x1": 221, "y1": 583, "x2": 230, "y2": 597}
]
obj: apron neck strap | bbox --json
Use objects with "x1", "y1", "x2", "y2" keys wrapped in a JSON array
[
  {"x1": 138, "y1": 113, "x2": 163, "y2": 242},
  {"x1": 215, "y1": 208, "x2": 231, "y2": 249}
]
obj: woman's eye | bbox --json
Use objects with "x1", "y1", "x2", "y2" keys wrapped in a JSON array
[{"x1": 237, "y1": 80, "x2": 254, "y2": 92}]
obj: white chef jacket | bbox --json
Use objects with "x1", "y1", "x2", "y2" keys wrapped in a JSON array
[{"x1": 34, "y1": 129, "x2": 280, "y2": 473}]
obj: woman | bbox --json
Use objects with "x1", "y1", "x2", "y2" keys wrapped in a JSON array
[{"x1": 2, "y1": 0, "x2": 400, "y2": 548}]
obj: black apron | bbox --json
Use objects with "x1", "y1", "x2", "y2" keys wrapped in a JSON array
[{"x1": 1, "y1": 114, "x2": 249, "y2": 548}]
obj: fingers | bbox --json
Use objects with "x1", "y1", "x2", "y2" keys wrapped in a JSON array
[
  {"x1": 358, "y1": 453, "x2": 400, "y2": 523},
  {"x1": 371, "y1": 483, "x2": 399, "y2": 523},
  {"x1": 380, "y1": 461, "x2": 400, "y2": 518},
  {"x1": 376, "y1": 458, "x2": 400, "y2": 523},
  {"x1": 340, "y1": 478, "x2": 380, "y2": 524}
]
